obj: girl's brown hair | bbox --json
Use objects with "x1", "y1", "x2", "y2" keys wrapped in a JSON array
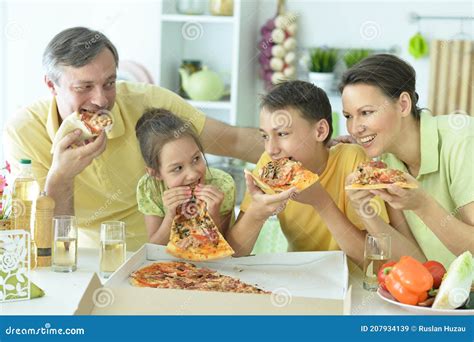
[
  {"x1": 339, "y1": 54, "x2": 422, "y2": 119},
  {"x1": 135, "y1": 108, "x2": 204, "y2": 171}
]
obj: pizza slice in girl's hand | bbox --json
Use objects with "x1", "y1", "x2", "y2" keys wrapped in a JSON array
[
  {"x1": 166, "y1": 199, "x2": 234, "y2": 261},
  {"x1": 247, "y1": 157, "x2": 319, "y2": 194},
  {"x1": 51, "y1": 110, "x2": 113, "y2": 153},
  {"x1": 345, "y1": 160, "x2": 418, "y2": 190}
]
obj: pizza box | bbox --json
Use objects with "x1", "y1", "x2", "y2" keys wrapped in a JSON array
[{"x1": 75, "y1": 244, "x2": 351, "y2": 315}]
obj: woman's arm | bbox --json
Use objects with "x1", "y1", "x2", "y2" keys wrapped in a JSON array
[
  {"x1": 363, "y1": 205, "x2": 426, "y2": 261},
  {"x1": 346, "y1": 181, "x2": 426, "y2": 262},
  {"x1": 413, "y1": 198, "x2": 474, "y2": 255},
  {"x1": 372, "y1": 185, "x2": 474, "y2": 255}
]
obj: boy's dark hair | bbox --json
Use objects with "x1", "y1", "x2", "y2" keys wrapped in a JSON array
[
  {"x1": 260, "y1": 80, "x2": 333, "y2": 144},
  {"x1": 339, "y1": 54, "x2": 421, "y2": 120},
  {"x1": 135, "y1": 108, "x2": 204, "y2": 171}
]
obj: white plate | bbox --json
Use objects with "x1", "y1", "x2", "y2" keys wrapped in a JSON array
[{"x1": 377, "y1": 288, "x2": 474, "y2": 315}]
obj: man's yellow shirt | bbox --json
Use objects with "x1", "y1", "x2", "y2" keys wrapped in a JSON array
[{"x1": 4, "y1": 81, "x2": 206, "y2": 251}]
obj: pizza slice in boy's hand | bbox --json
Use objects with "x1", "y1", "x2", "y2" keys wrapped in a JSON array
[
  {"x1": 345, "y1": 160, "x2": 418, "y2": 190},
  {"x1": 248, "y1": 158, "x2": 319, "y2": 194},
  {"x1": 166, "y1": 199, "x2": 234, "y2": 261}
]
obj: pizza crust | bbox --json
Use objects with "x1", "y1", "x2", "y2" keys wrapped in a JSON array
[
  {"x1": 345, "y1": 182, "x2": 418, "y2": 190},
  {"x1": 247, "y1": 160, "x2": 319, "y2": 195},
  {"x1": 166, "y1": 241, "x2": 233, "y2": 261},
  {"x1": 51, "y1": 111, "x2": 113, "y2": 153}
]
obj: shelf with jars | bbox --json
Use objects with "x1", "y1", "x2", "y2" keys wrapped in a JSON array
[{"x1": 157, "y1": 0, "x2": 258, "y2": 127}]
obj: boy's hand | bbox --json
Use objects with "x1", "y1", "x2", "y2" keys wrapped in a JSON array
[
  {"x1": 244, "y1": 171, "x2": 296, "y2": 221},
  {"x1": 292, "y1": 180, "x2": 325, "y2": 207},
  {"x1": 163, "y1": 186, "x2": 193, "y2": 217},
  {"x1": 194, "y1": 184, "x2": 224, "y2": 223}
]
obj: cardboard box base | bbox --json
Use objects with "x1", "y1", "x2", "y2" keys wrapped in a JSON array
[
  {"x1": 75, "y1": 244, "x2": 351, "y2": 315},
  {"x1": 76, "y1": 274, "x2": 351, "y2": 315}
]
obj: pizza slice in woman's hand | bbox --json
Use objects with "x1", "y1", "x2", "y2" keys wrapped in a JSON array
[
  {"x1": 51, "y1": 110, "x2": 113, "y2": 153},
  {"x1": 166, "y1": 199, "x2": 234, "y2": 261},
  {"x1": 248, "y1": 158, "x2": 319, "y2": 194},
  {"x1": 345, "y1": 160, "x2": 418, "y2": 190}
]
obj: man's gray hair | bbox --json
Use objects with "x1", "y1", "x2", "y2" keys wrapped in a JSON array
[{"x1": 42, "y1": 27, "x2": 119, "y2": 84}]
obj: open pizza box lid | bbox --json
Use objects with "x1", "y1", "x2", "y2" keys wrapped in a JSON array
[{"x1": 75, "y1": 244, "x2": 351, "y2": 315}]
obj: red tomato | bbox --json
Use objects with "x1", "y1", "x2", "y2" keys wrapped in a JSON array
[
  {"x1": 377, "y1": 261, "x2": 397, "y2": 291},
  {"x1": 423, "y1": 260, "x2": 446, "y2": 289}
]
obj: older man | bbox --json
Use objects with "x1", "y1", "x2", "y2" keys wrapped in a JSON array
[{"x1": 4, "y1": 27, "x2": 263, "y2": 250}]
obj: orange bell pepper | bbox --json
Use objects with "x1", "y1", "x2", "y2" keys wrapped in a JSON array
[{"x1": 385, "y1": 256, "x2": 433, "y2": 305}]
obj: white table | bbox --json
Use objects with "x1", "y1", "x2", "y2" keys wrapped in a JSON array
[{"x1": 0, "y1": 248, "x2": 407, "y2": 315}]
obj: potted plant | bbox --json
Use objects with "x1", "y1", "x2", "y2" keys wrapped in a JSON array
[
  {"x1": 343, "y1": 48, "x2": 372, "y2": 69},
  {"x1": 308, "y1": 48, "x2": 338, "y2": 93},
  {"x1": 0, "y1": 161, "x2": 12, "y2": 230}
]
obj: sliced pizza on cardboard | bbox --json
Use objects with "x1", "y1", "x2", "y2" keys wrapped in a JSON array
[
  {"x1": 345, "y1": 160, "x2": 418, "y2": 190},
  {"x1": 166, "y1": 199, "x2": 234, "y2": 261},
  {"x1": 247, "y1": 158, "x2": 319, "y2": 195}
]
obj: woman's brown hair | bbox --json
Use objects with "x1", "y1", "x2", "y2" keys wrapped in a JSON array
[{"x1": 339, "y1": 54, "x2": 422, "y2": 119}]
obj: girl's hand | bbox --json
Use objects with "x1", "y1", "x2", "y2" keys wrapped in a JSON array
[
  {"x1": 369, "y1": 173, "x2": 426, "y2": 211},
  {"x1": 194, "y1": 184, "x2": 225, "y2": 222},
  {"x1": 244, "y1": 171, "x2": 296, "y2": 221},
  {"x1": 345, "y1": 172, "x2": 378, "y2": 219},
  {"x1": 162, "y1": 186, "x2": 192, "y2": 217}
]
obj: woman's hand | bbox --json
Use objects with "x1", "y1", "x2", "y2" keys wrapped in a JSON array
[
  {"x1": 244, "y1": 171, "x2": 296, "y2": 221},
  {"x1": 194, "y1": 184, "x2": 225, "y2": 222},
  {"x1": 162, "y1": 186, "x2": 192, "y2": 217},
  {"x1": 345, "y1": 172, "x2": 380, "y2": 219},
  {"x1": 369, "y1": 173, "x2": 427, "y2": 211}
]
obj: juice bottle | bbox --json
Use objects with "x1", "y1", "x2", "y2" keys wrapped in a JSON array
[{"x1": 12, "y1": 159, "x2": 40, "y2": 269}]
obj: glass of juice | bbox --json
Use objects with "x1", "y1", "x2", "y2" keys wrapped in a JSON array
[
  {"x1": 363, "y1": 233, "x2": 391, "y2": 291},
  {"x1": 52, "y1": 215, "x2": 77, "y2": 272},
  {"x1": 99, "y1": 221, "x2": 126, "y2": 278}
]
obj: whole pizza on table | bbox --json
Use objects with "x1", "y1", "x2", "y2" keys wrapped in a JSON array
[
  {"x1": 345, "y1": 160, "x2": 418, "y2": 190},
  {"x1": 248, "y1": 157, "x2": 319, "y2": 194}
]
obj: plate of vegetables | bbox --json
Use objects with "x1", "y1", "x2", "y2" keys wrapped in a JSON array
[{"x1": 376, "y1": 252, "x2": 474, "y2": 315}]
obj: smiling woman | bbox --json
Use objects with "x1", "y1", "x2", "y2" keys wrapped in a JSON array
[{"x1": 340, "y1": 54, "x2": 474, "y2": 267}]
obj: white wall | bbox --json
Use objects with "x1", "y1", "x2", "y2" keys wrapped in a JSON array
[
  {"x1": 1, "y1": 0, "x2": 472, "y2": 136},
  {"x1": 1, "y1": 0, "x2": 161, "y2": 120},
  {"x1": 257, "y1": 0, "x2": 473, "y2": 134}
]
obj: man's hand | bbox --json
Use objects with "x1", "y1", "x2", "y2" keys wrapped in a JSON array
[{"x1": 50, "y1": 129, "x2": 107, "y2": 181}]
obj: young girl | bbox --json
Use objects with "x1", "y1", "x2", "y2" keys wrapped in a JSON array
[
  {"x1": 340, "y1": 54, "x2": 474, "y2": 267},
  {"x1": 135, "y1": 108, "x2": 236, "y2": 245}
]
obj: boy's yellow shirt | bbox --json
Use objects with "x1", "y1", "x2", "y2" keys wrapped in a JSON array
[{"x1": 240, "y1": 143, "x2": 389, "y2": 252}]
